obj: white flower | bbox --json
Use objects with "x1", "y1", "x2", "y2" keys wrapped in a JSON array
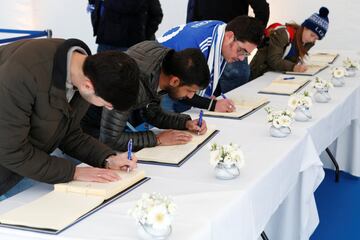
[
  {"x1": 147, "y1": 205, "x2": 171, "y2": 230},
  {"x1": 129, "y1": 192, "x2": 176, "y2": 228},
  {"x1": 265, "y1": 107, "x2": 294, "y2": 128},
  {"x1": 288, "y1": 93, "x2": 313, "y2": 109},
  {"x1": 343, "y1": 57, "x2": 360, "y2": 69},
  {"x1": 313, "y1": 77, "x2": 332, "y2": 90},
  {"x1": 209, "y1": 142, "x2": 245, "y2": 168},
  {"x1": 332, "y1": 67, "x2": 346, "y2": 78}
]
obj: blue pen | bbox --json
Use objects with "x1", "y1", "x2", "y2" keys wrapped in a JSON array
[
  {"x1": 221, "y1": 93, "x2": 227, "y2": 99},
  {"x1": 283, "y1": 77, "x2": 295, "y2": 80},
  {"x1": 127, "y1": 139, "x2": 133, "y2": 172},
  {"x1": 197, "y1": 110, "x2": 203, "y2": 135}
]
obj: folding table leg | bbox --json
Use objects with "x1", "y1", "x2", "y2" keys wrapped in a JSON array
[{"x1": 326, "y1": 147, "x2": 340, "y2": 182}]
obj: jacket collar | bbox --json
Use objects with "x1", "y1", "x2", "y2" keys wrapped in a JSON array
[{"x1": 49, "y1": 39, "x2": 92, "y2": 116}]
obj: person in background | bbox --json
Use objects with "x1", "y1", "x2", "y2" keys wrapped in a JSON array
[
  {"x1": 159, "y1": 16, "x2": 264, "y2": 113},
  {"x1": 97, "y1": 41, "x2": 210, "y2": 152},
  {"x1": 85, "y1": 0, "x2": 163, "y2": 137},
  {"x1": 0, "y1": 38, "x2": 140, "y2": 200},
  {"x1": 186, "y1": 0, "x2": 269, "y2": 91},
  {"x1": 250, "y1": 7, "x2": 329, "y2": 79},
  {"x1": 88, "y1": 0, "x2": 163, "y2": 52}
]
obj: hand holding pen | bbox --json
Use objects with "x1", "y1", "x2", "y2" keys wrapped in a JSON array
[
  {"x1": 127, "y1": 139, "x2": 133, "y2": 173},
  {"x1": 185, "y1": 110, "x2": 207, "y2": 135},
  {"x1": 214, "y1": 93, "x2": 236, "y2": 112}
]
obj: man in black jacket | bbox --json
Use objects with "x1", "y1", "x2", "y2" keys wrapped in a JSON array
[
  {"x1": 86, "y1": 41, "x2": 210, "y2": 151},
  {"x1": 89, "y1": 0, "x2": 163, "y2": 52},
  {"x1": 186, "y1": 0, "x2": 269, "y2": 93},
  {"x1": 0, "y1": 38, "x2": 139, "y2": 200}
]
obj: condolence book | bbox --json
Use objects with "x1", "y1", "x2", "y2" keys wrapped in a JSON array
[
  {"x1": 258, "y1": 76, "x2": 311, "y2": 95},
  {"x1": 308, "y1": 52, "x2": 339, "y2": 64},
  {"x1": 136, "y1": 128, "x2": 219, "y2": 166},
  {"x1": 0, "y1": 169, "x2": 147, "y2": 234},
  {"x1": 284, "y1": 63, "x2": 328, "y2": 76},
  {"x1": 203, "y1": 96, "x2": 269, "y2": 119}
]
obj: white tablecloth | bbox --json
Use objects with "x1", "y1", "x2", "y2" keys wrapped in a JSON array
[{"x1": 0, "y1": 51, "x2": 359, "y2": 240}]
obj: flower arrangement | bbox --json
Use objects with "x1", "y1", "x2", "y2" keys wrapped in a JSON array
[
  {"x1": 313, "y1": 77, "x2": 333, "y2": 90},
  {"x1": 129, "y1": 192, "x2": 176, "y2": 230},
  {"x1": 343, "y1": 57, "x2": 360, "y2": 70},
  {"x1": 209, "y1": 143, "x2": 245, "y2": 168},
  {"x1": 288, "y1": 91, "x2": 312, "y2": 110},
  {"x1": 331, "y1": 67, "x2": 347, "y2": 78},
  {"x1": 265, "y1": 107, "x2": 294, "y2": 129}
]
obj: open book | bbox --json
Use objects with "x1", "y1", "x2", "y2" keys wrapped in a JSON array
[
  {"x1": 258, "y1": 76, "x2": 311, "y2": 95},
  {"x1": 284, "y1": 63, "x2": 328, "y2": 76},
  {"x1": 308, "y1": 52, "x2": 339, "y2": 64},
  {"x1": 136, "y1": 128, "x2": 219, "y2": 166},
  {"x1": 0, "y1": 169, "x2": 147, "y2": 234},
  {"x1": 203, "y1": 96, "x2": 269, "y2": 119}
]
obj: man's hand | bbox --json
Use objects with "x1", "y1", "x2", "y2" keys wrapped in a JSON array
[
  {"x1": 73, "y1": 152, "x2": 138, "y2": 183},
  {"x1": 73, "y1": 167, "x2": 120, "y2": 183},
  {"x1": 293, "y1": 64, "x2": 308, "y2": 72},
  {"x1": 186, "y1": 119, "x2": 207, "y2": 135},
  {"x1": 215, "y1": 99, "x2": 236, "y2": 112},
  {"x1": 156, "y1": 130, "x2": 192, "y2": 145}
]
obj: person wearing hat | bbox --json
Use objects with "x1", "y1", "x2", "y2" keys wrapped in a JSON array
[{"x1": 250, "y1": 7, "x2": 329, "y2": 79}]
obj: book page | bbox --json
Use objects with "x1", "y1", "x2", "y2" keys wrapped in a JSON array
[
  {"x1": 136, "y1": 129, "x2": 217, "y2": 164},
  {"x1": 308, "y1": 52, "x2": 338, "y2": 64},
  {"x1": 204, "y1": 97, "x2": 268, "y2": 118},
  {"x1": 260, "y1": 76, "x2": 311, "y2": 95},
  {"x1": 285, "y1": 64, "x2": 328, "y2": 76},
  {"x1": 0, "y1": 191, "x2": 103, "y2": 231},
  {"x1": 55, "y1": 169, "x2": 146, "y2": 200},
  {"x1": 0, "y1": 169, "x2": 146, "y2": 232}
]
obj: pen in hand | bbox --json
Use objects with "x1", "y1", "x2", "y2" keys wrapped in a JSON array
[
  {"x1": 197, "y1": 110, "x2": 203, "y2": 135},
  {"x1": 127, "y1": 139, "x2": 133, "y2": 173},
  {"x1": 221, "y1": 93, "x2": 227, "y2": 99}
]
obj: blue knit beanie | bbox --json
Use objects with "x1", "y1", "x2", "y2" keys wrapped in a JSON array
[{"x1": 302, "y1": 7, "x2": 329, "y2": 40}]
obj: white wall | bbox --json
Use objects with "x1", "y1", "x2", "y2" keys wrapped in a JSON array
[{"x1": 0, "y1": 0, "x2": 359, "y2": 52}]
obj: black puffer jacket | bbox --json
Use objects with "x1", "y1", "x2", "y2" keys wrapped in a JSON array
[
  {"x1": 92, "y1": 0, "x2": 163, "y2": 48},
  {"x1": 99, "y1": 41, "x2": 192, "y2": 151}
]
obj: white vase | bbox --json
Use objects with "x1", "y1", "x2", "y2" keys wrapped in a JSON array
[
  {"x1": 294, "y1": 106, "x2": 312, "y2": 122},
  {"x1": 269, "y1": 125, "x2": 291, "y2": 138},
  {"x1": 345, "y1": 67, "x2": 357, "y2": 77},
  {"x1": 214, "y1": 162, "x2": 240, "y2": 180},
  {"x1": 313, "y1": 89, "x2": 331, "y2": 103},
  {"x1": 331, "y1": 77, "x2": 345, "y2": 87},
  {"x1": 137, "y1": 223, "x2": 172, "y2": 240}
]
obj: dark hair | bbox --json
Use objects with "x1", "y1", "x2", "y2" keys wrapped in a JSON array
[
  {"x1": 226, "y1": 16, "x2": 264, "y2": 46},
  {"x1": 285, "y1": 23, "x2": 308, "y2": 60},
  {"x1": 83, "y1": 51, "x2": 140, "y2": 111},
  {"x1": 162, "y1": 49, "x2": 210, "y2": 89}
]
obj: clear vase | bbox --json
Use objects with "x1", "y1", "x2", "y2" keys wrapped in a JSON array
[
  {"x1": 214, "y1": 162, "x2": 240, "y2": 180},
  {"x1": 313, "y1": 89, "x2": 331, "y2": 103},
  {"x1": 137, "y1": 223, "x2": 172, "y2": 240},
  {"x1": 345, "y1": 67, "x2": 357, "y2": 77},
  {"x1": 269, "y1": 125, "x2": 291, "y2": 138},
  {"x1": 294, "y1": 106, "x2": 312, "y2": 122},
  {"x1": 331, "y1": 77, "x2": 345, "y2": 87}
]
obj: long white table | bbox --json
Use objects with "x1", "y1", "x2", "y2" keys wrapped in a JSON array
[{"x1": 0, "y1": 51, "x2": 359, "y2": 240}]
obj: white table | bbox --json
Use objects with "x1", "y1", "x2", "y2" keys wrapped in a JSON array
[{"x1": 0, "y1": 52, "x2": 359, "y2": 240}]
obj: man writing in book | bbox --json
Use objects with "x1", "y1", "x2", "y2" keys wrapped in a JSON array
[
  {"x1": 82, "y1": 41, "x2": 210, "y2": 151},
  {"x1": 158, "y1": 16, "x2": 264, "y2": 113},
  {"x1": 0, "y1": 38, "x2": 140, "y2": 200}
]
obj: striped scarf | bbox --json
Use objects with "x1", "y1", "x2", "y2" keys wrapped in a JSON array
[{"x1": 199, "y1": 23, "x2": 227, "y2": 97}]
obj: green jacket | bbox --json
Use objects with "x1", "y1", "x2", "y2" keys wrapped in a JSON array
[
  {"x1": 0, "y1": 38, "x2": 115, "y2": 195},
  {"x1": 250, "y1": 28, "x2": 314, "y2": 79}
]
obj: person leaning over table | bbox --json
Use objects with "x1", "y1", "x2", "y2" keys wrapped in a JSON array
[
  {"x1": 250, "y1": 7, "x2": 330, "y2": 80},
  {"x1": 0, "y1": 38, "x2": 140, "y2": 200},
  {"x1": 82, "y1": 41, "x2": 210, "y2": 151},
  {"x1": 158, "y1": 16, "x2": 264, "y2": 113}
]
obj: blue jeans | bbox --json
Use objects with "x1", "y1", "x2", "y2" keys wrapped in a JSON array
[
  {"x1": 219, "y1": 59, "x2": 250, "y2": 93},
  {"x1": 0, "y1": 178, "x2": 35, "y2": 201}
]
